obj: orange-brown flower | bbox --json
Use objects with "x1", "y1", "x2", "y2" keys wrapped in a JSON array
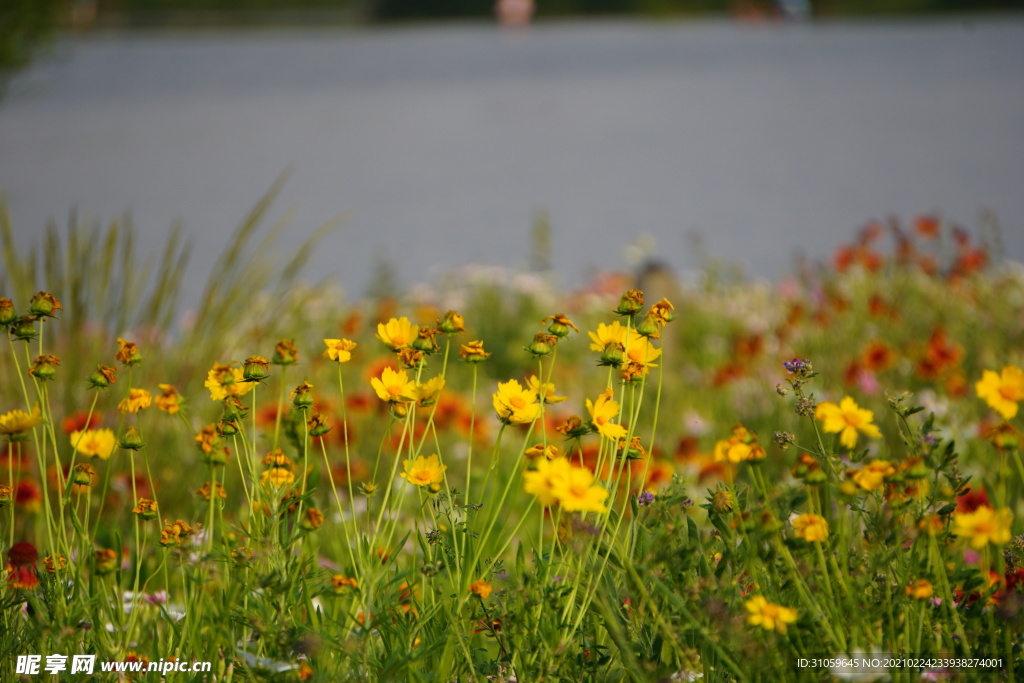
[
  {"x1": 132, "y1": 498, "x2": 158, "y2": 520},
  {"x1": 195, "y1": 481, "x2": 227, "y2": 500},
  {"x1": 155, "y1": 383, "x2": 182, "y2": 414},
  {"x1": 115, "y1": 338, "x2": 141, "y2": 366},
  {"x1": 459, "y1": 340, "x2": 490, "y2": 363}
]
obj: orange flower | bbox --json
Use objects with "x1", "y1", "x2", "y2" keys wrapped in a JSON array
[
  {"x1": 469, "y1": 580, "x2": 493, "y2": 599},
  {"x1": 155, "y1": 384, "x2": 183, "y2": 414},
  {"x1": 115, "y1": 338, "x2": 141, "y2": 366}
]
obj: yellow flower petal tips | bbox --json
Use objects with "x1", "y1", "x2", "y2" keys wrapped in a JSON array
[{"x1": 814, "y1": 396, "x2": 881, "y2": 449}]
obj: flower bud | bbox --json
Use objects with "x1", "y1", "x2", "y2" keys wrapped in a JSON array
[
  {"x1": 412, "y1": 328, "x2": 441, "y2": 354},
  {"x1": 221, "y1": 395, "x2": 248, "y2": 422},
  {"x1": 0, "y1": 298, "x2": 16, "y2": 326},
  {"x1": 617, "y1": 436, "x2": 646, "y2": 461},
  {"x1": 397, "y1": 347, "x2": 425, "y2": 369},
  {"x1": 95, "y1": 548, "x2": 118, "y2": 575},
  {"x1": 290, "y1": 381, "x2": 314, "y2": 409},
  {"x1": 525, "y1": 332, "x2": 556, "y2": 357},
  {"x1": 71, "y1": 463, "x2": 96, "y2": 487},
  {"x1": 711, "y1": 489, "x2": 735, "y2": 514},
  {"x1": 634, "y1": 313, "x2": 661, "y2": 338},
  {"x1": 216, "y1": 419, "x2": 239, "y2": 437},
  {"x1": 308, "y1": 411, "x2": 332, "y2": 437},
  {"x1": 541, "y1": 313, "x2": 579, "y2": 338},
  {"x1": 88, "y1": 365, "x2": 117, "y2": 390},
  {"x1": 806, "y1": 467, "x2": 828, "y2": 485},
  {"x1": 300, "y1": 507, "x2": 325, "y2": 531},
  {"x1": 132, "y1": 498, "x2": 159, "y2": 520},
  {"x1": 556, "y1": 415, "x2": 591, "y2": 439},
  {"x1": 11, "y1": 317, "x2": 37, "y2": 341},
  {"x1": 29, "y1": 354, "x2": 59, "y2": 381},
  {"x1": 599, "y1": 342, "x2": 625, "y2": 368},
  {"x1": 242, "y1": 355, "x2": 271, "y2": 383},
  {"x1": 0, "y1": 485, "x2": 11, "y2": 508},
  {"x1": 272, "y1": 339, "x2": 299, "y2": 366},
  {"x1": 438, "y1": 310, "x2": 465, "y2": 334},
  {"x1": 614, "y1": 289, "x2": 645, "y2": 316},
  {"x1": 459, "y1": 340, "x2": 490, "y2": 363},
  {"x1": 28, "y1": 291, "x2": 62, "y2": 318},
  {"x1": 205, "y1": 446, "x2": 232, "y2": 466},
  {"x1": 119, "y1": 425, "x2": 145, "y2": 451},
  {"x1": 906, "y1": 457, "x2": 930, "y2": 480}
]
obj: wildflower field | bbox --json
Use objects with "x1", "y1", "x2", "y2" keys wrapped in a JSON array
[{"x1": 2, "y1": 205, "x2": 1024, "y2": 682}]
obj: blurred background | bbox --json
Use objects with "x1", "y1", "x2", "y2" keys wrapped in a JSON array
[{"x1": 2, "y1": 0, "x2": 1024, "y2": 315}]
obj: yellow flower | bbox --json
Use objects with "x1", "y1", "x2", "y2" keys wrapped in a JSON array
[
  {"x1": 414, "y1": 376, "x2": 445, "y2": 406},
  {"x1": 588, "y1": 322, "x2": 661, "y2": 371},
  {"x1": 370, "y1": 367, "x2": 416, "y2": 404},
  {"x1": 551, "y1": 464, "x2": 609, "y2": 514},
  {"x1": 744, "y1": 596, "x2": 798, "y2": 633},
  {"x1": 118, "y1": 388, "x2": 152, "y2": 414},
  {"x1": 906, "y1": 579, "x2": 933, "y2": 599},
  {"x1": 493, "y1": 379, "x2": 540, "y2": 425},
  {"x1": 376, "y1": 317, "x2": 420, "y2": 351},
  {"x1": 523, "y1": 456, "x2": 573, "y2": 507},
  {"x1": 261, "y1": 467, "x2": 296, "y2": 488},
  {"x1": 70, "y1": 428, "x2": 116, "y2": 460},
  {"x1": 586, "y1": 388, "x2": 627, "y2": 441},
  {"x1": 323, "y1": 338, "x2": 357, "y2": 363},
  {"x1": 713, "y1": 425, "x2": 766, "y2": 463},
  {"x1": 588, "y1": 321, "x2": 626, "y2": 352},
  {"x1": 815, "y1": 396, "x2": 882, "y2": 449},
  {"x1": 401, "y1": 453, "x2": 447, "y2": 488},
  {"x1": 953, "y1": 505, "x2": 1013, "y2": 549},
  {"x1": 527, "y1": 375, "x2": 566, "y2": 404},
  {"x1": 623, "y1": 330, "x2": 661, "y2": 370},
  {"x1": 469, "y1": 580, "x2": 493, "y2": 599},
  {"x1": 154, "y1": 384, "x2": 182, "y2": 414},
  {"x1": 852, "y1": 459, "x2": 896, "y2": 491},
  {"x1": 792, "y1": 513, "x2": 829, "y2": 542},
  {"x1": 0, "y1": 404, "x2": 42, "y2": 436},
  {"x1": 976, "y1": 365, "x2": 1024, "y2": 420},
  {"x1": 205, "y1": 363, "x2": 255, "y2": 401}
]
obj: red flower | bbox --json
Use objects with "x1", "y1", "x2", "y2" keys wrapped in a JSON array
[{"x1": 6, "y1": 541, "x2": 39, "y2": 589}]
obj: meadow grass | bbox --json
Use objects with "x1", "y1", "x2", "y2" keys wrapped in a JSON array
[{"x1": 1, "y1": 205, "x2": 1023, "y2": 681}]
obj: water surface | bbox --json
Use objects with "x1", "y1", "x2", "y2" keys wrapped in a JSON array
[{"x1": 2, "y1": 18, "x2": 1023, "y2": 309}]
